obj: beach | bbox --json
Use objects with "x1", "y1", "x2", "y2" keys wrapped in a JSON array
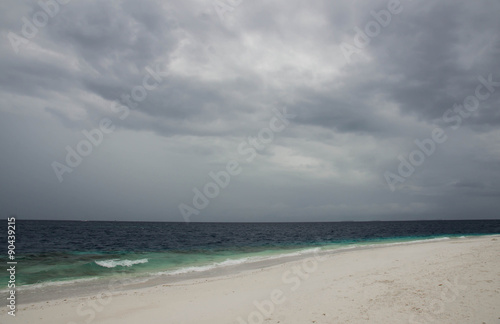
[{"x1": 3, "y1": 235, "x2": 498, "y2": 323}]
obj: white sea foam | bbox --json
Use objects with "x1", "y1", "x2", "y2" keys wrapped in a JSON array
[
  {"x1": 155, "y1": 242, "x2": 438, "y2": 277},
  {"x1": 359, "y1": 237, "x2": 451, "y2": 249},
  {"x1": 154, "y1": 248, "x2": 322, "y2": 276},
  {"x1": 0, "y1": 277, "x2": 100, "y2": 293},
  {"x1": 95, "y1": 258, "x2": 149, "y2": 268}
]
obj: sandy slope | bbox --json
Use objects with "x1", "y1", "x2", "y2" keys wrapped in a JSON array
[{"x1": 4, "y1": 235, "x2": 499, "y2": 324}]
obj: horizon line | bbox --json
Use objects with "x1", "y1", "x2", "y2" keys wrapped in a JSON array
[{"x1": 9, "y1": 218, "x2": 500, "y2": 223}]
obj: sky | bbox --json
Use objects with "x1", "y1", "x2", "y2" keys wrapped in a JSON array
[{"x1": 0, "y1": 0, "x2": 499, "y2": 222}]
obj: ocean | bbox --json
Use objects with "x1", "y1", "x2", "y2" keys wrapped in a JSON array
[{"x1": 2, "y1": 219, "x2": 500, "y2": 300}]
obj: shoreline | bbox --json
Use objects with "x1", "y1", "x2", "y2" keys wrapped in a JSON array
[
  {"x1": 8, "y1": 234, "x2": 493, "y2": 304},
  {"x1": 3, "y1": 235, "x2": 499, "y2": 323}
]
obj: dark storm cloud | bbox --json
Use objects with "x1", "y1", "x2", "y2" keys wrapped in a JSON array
[
  {"x1": 287, "y1": 92, "x2": 388, "y2": 135},
  {"x1": 0, "y1": 0, "x2": 499, "y2": 221},
  {"x1": 47, "y1": 1, "x2": 179, "y2": 69},
  {"x1": 347, "y1": 0, "x2": 500, "y2": 126}
]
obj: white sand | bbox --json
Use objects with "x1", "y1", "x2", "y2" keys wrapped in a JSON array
[{"x1": 4, "y1": 235, "x2": 499, "y2": 323}]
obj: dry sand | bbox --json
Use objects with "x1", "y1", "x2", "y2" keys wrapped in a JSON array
[{"x1": 4, "y1": 235, "x2": 499, "y2": 323}]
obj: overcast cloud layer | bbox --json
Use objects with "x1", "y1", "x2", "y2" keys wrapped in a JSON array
[{"x1": 1, "y1": 0, "x2": 499, "y2": 222}]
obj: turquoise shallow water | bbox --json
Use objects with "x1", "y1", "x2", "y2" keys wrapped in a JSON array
[
  {"x1": 2, "y1": 220, "x2": 499, "y2": 289},
  {"x1": 7, "y1": 244, "x2": 323, "y2": 287}
]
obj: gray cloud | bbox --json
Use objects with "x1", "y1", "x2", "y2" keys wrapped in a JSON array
[{"x1": 1, "y1": 0, "x2": 499, "y2": 221}]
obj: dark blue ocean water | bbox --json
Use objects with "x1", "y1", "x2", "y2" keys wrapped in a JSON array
[{"x1": 2, "y1": 219, "x2": 499, "y2": 288}]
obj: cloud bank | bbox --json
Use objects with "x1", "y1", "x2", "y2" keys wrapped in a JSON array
[{"x1": 1, "y1": 0, "x2": 499, "y2": 221}]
